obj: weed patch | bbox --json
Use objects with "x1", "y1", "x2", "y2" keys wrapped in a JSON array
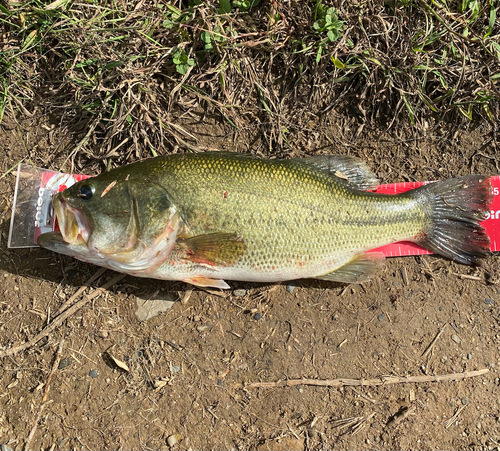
[{"x1": 0, "y1": 0, "x2": 498, "y2": 169}]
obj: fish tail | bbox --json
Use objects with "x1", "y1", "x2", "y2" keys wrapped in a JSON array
[{"x1": 412, "y1": 175, "x2": 492, "y2": 265}]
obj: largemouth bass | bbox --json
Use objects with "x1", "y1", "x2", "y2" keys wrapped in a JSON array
[{"x1": 38, "y1": 152, "x2": 492, "y2": 289}]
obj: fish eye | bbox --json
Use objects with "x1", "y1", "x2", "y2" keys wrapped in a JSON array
[{"x1": 78, "y1": 184, "x2": 94, "y2": 200}]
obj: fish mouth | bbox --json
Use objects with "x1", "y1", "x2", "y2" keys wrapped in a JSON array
[
  {"x1": 52, "y1": 193, "x2": 91, "y2": 245},
  {"x1": 37, "y1": 229, "x2": 68, "y2": 250}
]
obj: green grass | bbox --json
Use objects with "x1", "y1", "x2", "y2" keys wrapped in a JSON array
[{"x1": 0, "y1": 0, "x2": 499, "y2": 167}]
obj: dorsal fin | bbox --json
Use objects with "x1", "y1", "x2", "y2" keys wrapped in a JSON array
[{"x1": 299, "y1": 155, "x2": 380, "y2": 191}]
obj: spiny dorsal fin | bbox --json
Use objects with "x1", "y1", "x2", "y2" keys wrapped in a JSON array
[
  {"x1": 316, "y1": 252, "x2": 385, "y2": 283},
  {"x1": 300, "y1": 155, "x2": 380, "y2": 191},
  {"x1": 178, "y1": 233, "x2": 247, "y2": 267}
]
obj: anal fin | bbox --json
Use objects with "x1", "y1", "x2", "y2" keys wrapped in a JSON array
[
  {"x1": 316, "y1": 252, "x2": 385, "y2": 283},
  {"x1": 183, "y1": 276, "x2": 231, "y2": 289}
]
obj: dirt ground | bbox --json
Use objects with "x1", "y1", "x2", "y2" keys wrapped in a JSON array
[{"x1": 1, "y1": 113, "x2": 500, "y2": 451}]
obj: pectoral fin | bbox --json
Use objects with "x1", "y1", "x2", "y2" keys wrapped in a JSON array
[
  {"x1": 316, "y1": 252, "x2": 385, "y2": 283},
  {"x1": 182, "y1": 276, "x2": 231, "y2": 289},
  {"x1": 179, "y1": 233, "x2": 247, "y2": 267}
]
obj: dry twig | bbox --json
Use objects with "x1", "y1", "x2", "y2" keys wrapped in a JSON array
[
  {"x1": 451, "y1": 272, "x2": 482, "y2": 281},
  {"x1": 421, "y1": 324, "x2": 447, "y2": 358},
  {"x1": 331, "y1": 412, "x2": 375, "y2": 434},
  {"x1": 24, "y1": 340, "x2": 64, "y2": 451},
  {"x1": 350, "y1": 386, "x2": 377, "y2": 404},
  {"x1": 444, "y1": 405, "x2": 467, "y2": 429},
  {"x1": 236, "y1": 368, "x2": 489, "y2": 389}
]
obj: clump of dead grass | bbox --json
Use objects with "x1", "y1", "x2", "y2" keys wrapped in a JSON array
[{"x1": 0, "y1": 0, "x2": 499, "y2": 170}]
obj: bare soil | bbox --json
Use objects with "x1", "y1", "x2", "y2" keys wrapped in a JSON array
[{"x1": 1, "y1": 114, "x2": 500, "y2": 450}]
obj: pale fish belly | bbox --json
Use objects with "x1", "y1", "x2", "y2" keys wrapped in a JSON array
[
  {"x1": 150, "y1": 254, "x2": 353, "y2": 284},
  {"x1": 147, "y1": 236, "x2": 384, "y2": 284}
]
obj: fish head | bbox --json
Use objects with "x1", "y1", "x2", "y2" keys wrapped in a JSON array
[
  {"x1": 39, "y1": 169, "x2": 179, "y2": 262},
  {"x1": 53, "y1": 174, "x2": 136, "y2": 253}
]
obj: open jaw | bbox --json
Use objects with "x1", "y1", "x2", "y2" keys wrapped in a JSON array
[{"x1": 52, "y1": 194, "x2": 91, "y2": 245}]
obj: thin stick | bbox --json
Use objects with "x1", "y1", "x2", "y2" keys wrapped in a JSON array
[
  {"x1": 41, "y1": 340, "x2": 64, "y2": 404},
  {"x1": 332, "y1": 412, "x2": 375, "y2": 434},
  {"x1": 350, "y1": 386, "x2": 377, "y2": 404},
  {"x1": 0, "y1": 273, "x2": 125, "y2": 359},
  {"x1": 236, "y1": 368, "x2": 489, "y2": 389},
  {"x1": 444, "y1": 405, "x2": 467, "y2": 429},
  {"x1": 24, "y1": 340, "x2": 64, "y2": 451},
  {"x1": 422, "y1": 324, "x2": 447, "y2": 358},
  {"x1": 451, "y1": 272, "x2": 482, "y2": 281}
]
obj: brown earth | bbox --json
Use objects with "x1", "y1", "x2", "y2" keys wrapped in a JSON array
[{"x1": 1, "y1": 113, "x2": 500, "y2": 450}]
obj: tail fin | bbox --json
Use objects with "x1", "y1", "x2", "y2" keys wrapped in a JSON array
[{"x1": 412, "y1": 175, "x2": 492, "y2": 265}]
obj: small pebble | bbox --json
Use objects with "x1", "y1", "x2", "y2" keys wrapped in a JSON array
[
  {"x1": 172, "y1": 365, "x2": 180, "y2": 373},
  {"x1": 286, "y1": 282, "x2": 297, "y2": 293},
  {"x1": 461, "y1": 397, "x2": 468, "y2": 405},
  {"x1": 89, "y1": 369, "x2": 99, "y2": 378},
  {"x1": 233, "y1": 289, "x2": 246, "y2": 297},
  {"x1": 451, "y1": 334, "x2": 461, "y2": 344},
  {"x1": 217, "y1": 379, "x2": 223, "y2": 386},
  {"x1": 392, "y1": 281, "x2": 399, "y2": 286},
  {"x1": 58, "y1": 357, "x2": 72, "y2": 370},
  {"x1": 197, "y1": 324, "x2": 212, "y2": 332},
  {"x1": 253, "y1": 312, "x2": 262, "y2": 321},
  {"x1": 467, "y1": 354, "x2": 472, "y2": 359},
  {"x1": 167, "y1": 435, "x2": 177, "y2": 447},
  {"x1": 485, "y1": 298, "x2": 494, "y2": 305},
  {"x1": 377, "y1": 313, "x2": 385, "y2": 321}
]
